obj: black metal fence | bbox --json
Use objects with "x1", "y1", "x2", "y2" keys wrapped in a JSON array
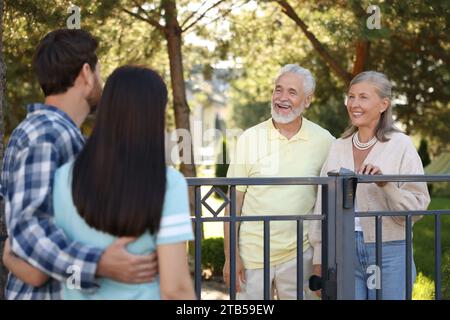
[
  {"x1": 0, "y1": 172, "x2": 448, "y2": 300},
  {"x1": 187, "y1": 172, "x2": 450, "y2": 300}
]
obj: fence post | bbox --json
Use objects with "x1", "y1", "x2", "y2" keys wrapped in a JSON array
[
  {"x1": 321, "y1": 178, "x2": 337, "y2": 300},
  {"x1": 193, "y1": 186, "x2": 202, "y2": 299},
  {"x1": 329, "y1": 169, "x2": 357, "y2": 300}
]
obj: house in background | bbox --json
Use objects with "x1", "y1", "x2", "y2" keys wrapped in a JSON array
[{"x1": 166, "y1": 65, "x2": 231, "y2": 176}]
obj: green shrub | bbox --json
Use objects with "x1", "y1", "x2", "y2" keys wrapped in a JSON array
[
  {"x1": 413, "y1": 260, "x2": 450, "y2": 300},
  {"x1": 443, "y1": 249, "x2": 450, "y2": 299},
  {"x1": 430, "y1": 182, "x2": 450, "y2": 197},
  {"x1": 413, "y1": 272, "x2": 435, "y2": 300},
  {"x1": 201, "y1": 237, "x2": 225, "y2": 276},
  {"x1": 418, "y1": 139, "x2": 431, "y2": 168}
]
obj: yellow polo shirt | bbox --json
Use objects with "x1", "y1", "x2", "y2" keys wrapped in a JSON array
[{"x1": 227, "y1": 117, "x2": 334, "y2": 269}]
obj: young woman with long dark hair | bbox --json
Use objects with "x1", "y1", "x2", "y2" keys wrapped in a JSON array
[{"x1": 52, "y1": 65, "x2": 195, "y2": 299}]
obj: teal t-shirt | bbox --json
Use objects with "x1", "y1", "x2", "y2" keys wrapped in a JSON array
[{"x1": 53, "y1": 161, "x2": 194, "y2": 300}]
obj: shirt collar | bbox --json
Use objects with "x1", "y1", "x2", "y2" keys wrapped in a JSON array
[
  {"x1": 268, "y1": 117, "x2": 310, "y2": 141},
  {"x1": 27, "y1": 103, "x2": 79, "y2": 129}
]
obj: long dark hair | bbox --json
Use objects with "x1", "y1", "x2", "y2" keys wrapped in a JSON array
[{"x1": 72, "y1": 65, "x2": 168, "y2": 237}]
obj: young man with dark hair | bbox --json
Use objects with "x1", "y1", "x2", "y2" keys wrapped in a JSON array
[{"x1": 1, "y1": 29, "x2": 158, "y2": 299}]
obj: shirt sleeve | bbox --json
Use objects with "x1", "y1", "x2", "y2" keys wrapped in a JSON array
[
  {"x1": 8, "y1": 142, "x2": 103, "y2": 291},
  {"x1": 380, "y1": 139, "x2": 431, "y2": 224},
  {"x1": 156, "y1": 170, "x2": 194, "y2": 245}
]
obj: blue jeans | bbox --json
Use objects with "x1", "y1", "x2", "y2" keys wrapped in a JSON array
[{"x1": 355, "y1": 231, "x2": 416, "y2": 300}]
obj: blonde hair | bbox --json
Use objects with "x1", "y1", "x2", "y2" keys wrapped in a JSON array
[{"x1": 342, "y1": 71, "x2": 401, "y2": 141}]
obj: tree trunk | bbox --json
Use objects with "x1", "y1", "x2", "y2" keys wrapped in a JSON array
[
  {"x1": 352, "y1": 40, "x2": 370, "y2": 77},
  {"x1": 0, "y1": 0, "x2": 7, "y2": 300},
  {"x1": 162, "y1": 1, "x2": 200, "y2": 259},
  {"x1": 163, "y1": 0, "x2": 196, "y2": 179},
  {"x1": 276, "y1": 0, "x2": 353, "y2": 83}
]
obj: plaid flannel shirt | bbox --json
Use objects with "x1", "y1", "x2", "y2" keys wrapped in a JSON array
[{"x1": 1, "y1": 103, "x2": 103, "y2": 299}]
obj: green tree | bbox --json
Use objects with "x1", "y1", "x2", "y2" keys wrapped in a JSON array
[
  {"x1": 2, "y1": 0, "x2": 171, "y2": 133},
  {"x1": 120, "y1": 0, "x2": 249, "y2": 177},
  {"x1": 279, "y1": 0, "x2": 450, "y2": 148},
  {"x1": 225, "y1": 0, "x2": 449, "y2": 148},
  {"x1": 0, "y1": 0, "x2": 7, "y2": 300},
  {"x1": 418, "y1": 139, "x2": 431, "y2": 168},
  {"x1": 232, "y1": 101, "x2": 270, "y2": 130}
]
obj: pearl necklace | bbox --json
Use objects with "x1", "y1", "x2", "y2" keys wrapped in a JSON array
[{"x1": 352, "y1": 132, "x2": 377, "y2": 150}]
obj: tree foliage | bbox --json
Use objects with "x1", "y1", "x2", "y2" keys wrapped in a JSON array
[
  {"x1": 2, "y1": 0, "x2": 449, "y2": 152},
  {"x1": 225, "y1": 0, "x2": 449, "y2": 151}
]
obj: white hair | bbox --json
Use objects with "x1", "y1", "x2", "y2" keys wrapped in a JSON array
[
  {"x1": 349, "y1": 71, "x2": 392, "y2": 102},
  {"x1": 342, "y1": 70, "x2": 401, "y2": 141},
  {"x1": 275, "y1": 64, "x2": 316, "y2": 97}
]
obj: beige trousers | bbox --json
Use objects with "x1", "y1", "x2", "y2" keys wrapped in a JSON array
[{"x1": 237, "y1": 246, "x2": 318, "y2": 300}]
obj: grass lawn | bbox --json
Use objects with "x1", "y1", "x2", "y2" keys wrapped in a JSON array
[{"x1": 413, "y1": 197, "x2": 450, "y2": 299}]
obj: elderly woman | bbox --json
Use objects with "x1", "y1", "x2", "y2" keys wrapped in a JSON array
[{"x1": 309, "y1": 71, "x2": 430, "y2": 300}]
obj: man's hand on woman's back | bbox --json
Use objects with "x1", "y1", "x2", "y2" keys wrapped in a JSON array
[{"x1": 97, "y1": 237, "x2": 158, "y2": 283}]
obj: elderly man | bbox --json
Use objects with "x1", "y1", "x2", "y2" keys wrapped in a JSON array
[{"x1": 223, "y1": 64, "x2": 334, "y2": 300}]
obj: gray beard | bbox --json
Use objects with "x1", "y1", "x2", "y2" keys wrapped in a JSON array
[{"x1": 270, "y1": 102, "x2": 304, "y2": 124}]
